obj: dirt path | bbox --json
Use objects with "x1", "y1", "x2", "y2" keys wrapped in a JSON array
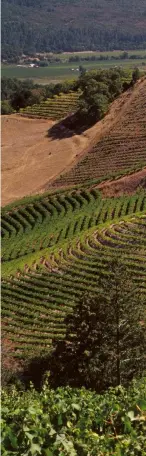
[{"x1": 97, "y1": 168, "x2": 146, "y2": 197}]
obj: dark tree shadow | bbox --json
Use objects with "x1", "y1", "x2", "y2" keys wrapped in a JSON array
[{"x1": 47, "y1": 112, "x2": 96, "y2": 140}]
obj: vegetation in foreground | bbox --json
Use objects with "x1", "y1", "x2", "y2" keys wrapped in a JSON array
[{"x1": 2, "y1": 378, "x2": 146, "y2": 456}]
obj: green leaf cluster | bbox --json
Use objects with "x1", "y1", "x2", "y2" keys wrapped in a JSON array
[
  {"x1": 1, "y1": 378, "x2": 146, "y2": 455},
  {"x1": 78, "y1": 68, "x2": 131, "y2": 122}
]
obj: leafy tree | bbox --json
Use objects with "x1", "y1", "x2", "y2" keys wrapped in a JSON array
[
  {"x1": 132, "y1": 68, "x2": 141, "y2": 84},
  {"x1": 49, "y1": 259, "x2": 145, "y2": 392},
  {"x1": 11, "y1": 89, "x2": 32, "y2": 111},
  {"x1": 1, "y1": 100, "x2": 14, "y2": 114},
  {"x1": 79, "y1": 65, "x2": 86, "y2": 76},
  {"x1": 1, "y1": 77, "x2": 20, "y2": 101},
  {"x1": 79, "y1": 91, "x2": 109, "y2": 120},
  {"x1": 121, "y1": 51, "x2": 129, "y2": 59},
  {"x1": 78, "y1": 69, "x2": 127, "y2": 122}
]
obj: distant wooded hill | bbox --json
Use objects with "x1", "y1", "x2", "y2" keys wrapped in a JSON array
[{"x1": 2, "y1": 0, "x2": 146, "y2": 59}]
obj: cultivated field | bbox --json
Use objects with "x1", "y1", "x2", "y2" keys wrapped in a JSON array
[
  {"x1": 2, "y1": 57, "x2": 146, "y2": 84},
  {"x1": 52, "y1": 78, "x2": 146, "y2": 188},
  {"x1": 1, "y1": 76, "x2": 146, "y2": 361},
  {"x1": 2, "y1": 189, "x2": 146, "y2": 356},
  {"x1": 20, "y1": 91, "x2": 81, "y2": 120}
]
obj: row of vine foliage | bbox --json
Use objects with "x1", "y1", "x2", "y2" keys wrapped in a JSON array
[{"x1": 2, "y1": 378, "x2": 146, "y2": 456}]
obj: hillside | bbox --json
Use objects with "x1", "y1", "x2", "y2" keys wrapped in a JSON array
[
  {"x1": 2, "y1": 0, "x2": 146, "y2": 59},
  {"x1": 2, "y1": 79, "x2": 146, "y2": 206},
  {"x1": 50, "y1": 78, "x2": 146, "y2": 189},
  {"x1": 2, "y1": 189, "x2": 146, "y2": 356}
]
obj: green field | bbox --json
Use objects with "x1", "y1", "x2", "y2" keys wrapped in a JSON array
[
  {"x1": 53, "y1": 49, "x2": 146, "y2": 60},
  {"x1": 2, "y1": 57, "x2": 146, "y2": 84}
]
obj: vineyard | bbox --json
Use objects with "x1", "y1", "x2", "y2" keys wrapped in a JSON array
[
  {"x1": 2, "y1": 13, "x2": 146, "y2": 456},
  {"x1": 51, "y1": 79, "x2": 146, "y2": 187},
  {"x1": 19, "y1": 91, "x2": 80, "y2": 120},
  {"x1": 2, "y1": 379, "x2": 146, "y2": 456},
  {"x1": 1, "y1": 188, "x2": 146, "y2": 358}
]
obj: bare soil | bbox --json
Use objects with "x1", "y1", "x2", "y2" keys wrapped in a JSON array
[
  {"x1": 97, "y1": 168, "x2": 146, "y2": 197},
  {"x1": 1, "y1": 115, "x2": 97, "y2": 206}
]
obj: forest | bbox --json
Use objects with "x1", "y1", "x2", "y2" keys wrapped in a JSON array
[{"x1": 2, "y1": 0, "x2": 146, "y2": 60}]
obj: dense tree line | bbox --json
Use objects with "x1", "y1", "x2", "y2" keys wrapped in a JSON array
[
  {"x1": 1, "y1": 68, "x2": 140, "y2": 116},
  {"x1": 1, "y1": 77, "x2": 79, "y2": 113},
  {"x1": 2, "y1": 0, "x2": 146, "y2": 60}
]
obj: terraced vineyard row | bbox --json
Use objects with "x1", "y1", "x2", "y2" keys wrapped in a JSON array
[
  {"x1": 19, "y1": 91, "x2": 81, "y2": 120},
  {"x1": 1, "y1": 189, "x2": 101, "y2": 264},
  {"x1": 2, "y1": 214, "x2": 146, "y2": 357},
  {"x1": 1, "y1": 191, "x2": 146, "y2": 357},
  {"x1": 2, "y1": 191, "x2": 145, "y2": 267},
  {"x1": 52, "y1": 79, "x2": 146, "y2": 187}
]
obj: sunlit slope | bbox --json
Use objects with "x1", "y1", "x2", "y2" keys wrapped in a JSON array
[
  {"x1": 1, "y1": 190, "x2": 146, "y2": 357},
  {"x1": 51, "y1": 79, "x2": 146, "y2": 188}
]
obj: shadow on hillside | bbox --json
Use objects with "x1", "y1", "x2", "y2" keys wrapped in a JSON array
[{"x1": 47, "y1": 112, "x2": 96, "y2": 140}]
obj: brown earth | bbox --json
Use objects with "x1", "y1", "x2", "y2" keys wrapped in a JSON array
[
  {"x1": 96, "y1": 167, "x2": 146, "y2": 197},
  {"x1": 1, "y1": 115, "x2": 98, "y2": 206}
]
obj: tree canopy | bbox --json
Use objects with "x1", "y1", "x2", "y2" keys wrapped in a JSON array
[{"x1": 2, "y1": 0, "x2": 146, "y2": 59}]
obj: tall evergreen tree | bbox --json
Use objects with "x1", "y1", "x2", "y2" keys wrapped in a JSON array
[{"x1": 50, "y1": 259, "x2": 145, "y2": 391}]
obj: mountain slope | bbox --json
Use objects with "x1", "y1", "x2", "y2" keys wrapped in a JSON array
[
  {"x1": 2, "y1": 0, "x2": 146, "y2": 58},
  {"x1": 50, "y1": 78, "x2": 146, "y2": 188}
]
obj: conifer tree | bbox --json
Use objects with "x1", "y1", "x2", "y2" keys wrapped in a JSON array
[{"x1": 50, "y1": 259, "x2": 145, "y2": 391}]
